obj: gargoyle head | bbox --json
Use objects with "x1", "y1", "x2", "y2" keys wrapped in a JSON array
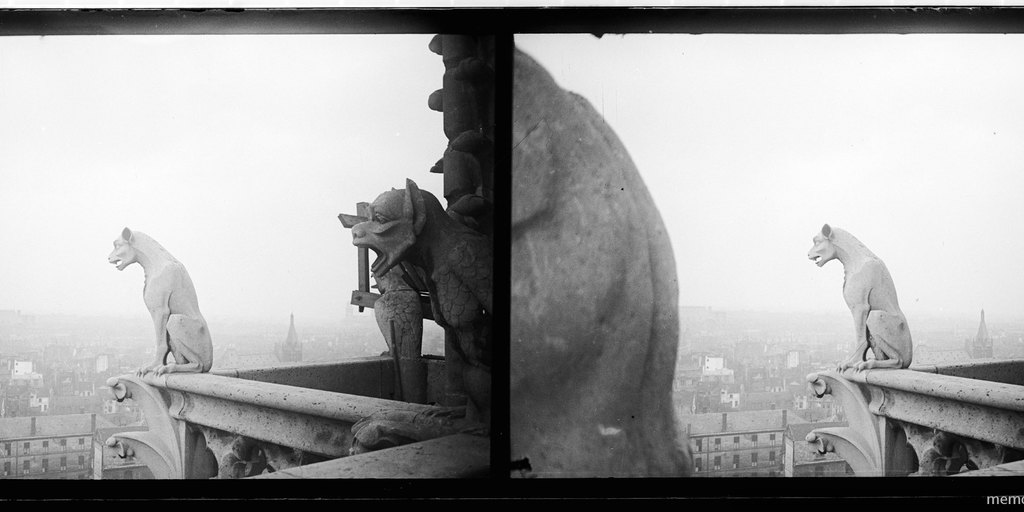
[
  {"x1": 808, "y1": 223, "x2": 838, "y2": 268},
  {"x1": 351, "y1": 179, "x2": 427, "y2": 278},
  {"x1": 108, "y1": 227, "x2": 138, "y2": 271}
]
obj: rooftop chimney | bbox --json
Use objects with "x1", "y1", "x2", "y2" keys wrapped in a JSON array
[
  {"x1": 90, "y1": 413, "x2": 96, "y2": 432},
  {"x1": 30, "y1": 416, "x2": 36, "y2": 436},
  {"x1": 721, "y1": 412, "x2": 728, "y2": 432},
  {"x1": 782, "y1": 409, "x2": 788, "y2": 427}
]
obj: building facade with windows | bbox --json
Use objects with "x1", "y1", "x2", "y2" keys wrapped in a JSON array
[
  {"x1": 686, "y1": 409, "x2": 805, "y2": 477},
  {"x1": 0, "y1": 413, "x2": 113, "y2": 479}
]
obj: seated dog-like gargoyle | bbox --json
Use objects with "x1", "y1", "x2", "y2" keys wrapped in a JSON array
[
  {"x1": 351, "y1": 179, "x2": 492, "y2": 424},
  {"x1": 808, "y1": 224, "x2": 912, "y2": 371},
  {"x1": 108, "y1": 227, "x2": 214, "y2": 376}
]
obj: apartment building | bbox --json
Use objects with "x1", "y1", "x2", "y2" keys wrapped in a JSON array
[
  {"x1": 1, "y1": 413, "x2": 114, "y2": 479},
  {"x1": 686, "y1": 409, "x2": 806, "y2": 477}
]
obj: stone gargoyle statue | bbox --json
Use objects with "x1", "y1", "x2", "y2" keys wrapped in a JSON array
[
  {"x1": 351, "y1": 179, "x2": 492, "y2": 424},
  {"x1": 808, "y1": 223, "x2": 912, "y2": 371},
  {"x1": 340, "y1": 209, "x2": 428, "y2": 404},
  {"x1": 108, "y1": 227, "x2": 214, "y2": 376}
]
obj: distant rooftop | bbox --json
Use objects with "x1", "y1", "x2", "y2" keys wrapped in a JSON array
[
  {"x1": 686, "y1": 409, "x2": 806, "y2": 435},
  {"x1": 743, "y1": 390, "x2": 792, "y2": 401},
  {"x1": 214, "y1": 344, "x2": 282, "y2": 370},
  {"x1": 0, "y1": 413, "x2": 115, "y2": 439},
  {"x1": 739, "y1": 391, "x2": 794, "y2": 411},
  {"x1": 914, "y1": 347, "x2": 972, "y2": 365},
  {"x1": 790, "y1": 407, "x2": 838, "y2": 423}
]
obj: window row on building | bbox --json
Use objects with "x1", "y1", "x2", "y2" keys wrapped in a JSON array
[
  {"x1": 3, "y1": 437, "x2": 90, "y2": 457},
  {"x1": 3, "y1": 454, "x2": 87, "y2": 477},
  {"x1": 692, "y1": 432, "x2": 779, "y2": 453},
  {"x1": 694, "y1": 450, "x2": 779, "y2": 473}
]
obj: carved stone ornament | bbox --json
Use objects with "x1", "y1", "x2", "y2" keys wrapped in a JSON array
[
  {"x1": 349, "y1": 406, "x2": 483, "y2": 455},
  {"x1": 351, "y1": 179, "x2": 492, "y2": 424},
  {"x1": 808, "y1": 224, "x2": 913, "y2": 371},
  {"x1": 373, "y1": 269, "x2": 426, "y2": 404},
  {"x1": 902, "y1": 423, "x2": 1023, "y2": 476},
  {"x1": 108, "y1": 227, "x2": 214, "y2": 376},
  {"x1": 805, "y1": 371, "x2": 916, "y2": 477},
  {"x1": 199, "y1": 427, "x2": 269, "y2": 479},
  {"x1": 105, "y1": 374, "x2": 215, "y2": 479}
]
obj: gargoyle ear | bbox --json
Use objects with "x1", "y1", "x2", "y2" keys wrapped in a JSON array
[
  {"x1": 121, "y1": 227, "x2": 134, "y2": 243},
  {"x1": 405, "y1": 179, "x2": 427, "y2": 235},
  {"x1": 821, "y1": 224, "x2": 832, "y2": 239}
]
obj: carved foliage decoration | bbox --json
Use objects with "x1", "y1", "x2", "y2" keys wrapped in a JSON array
[
  {"x1": 902, "y1": 423, "x2": 1024, "y2": 476},
  {"x1": 198, "y1": 426, "x2": 269, "y2": 479},
  {"x1": 197, "y1": 425, "x2": 330, "y2": 479}
]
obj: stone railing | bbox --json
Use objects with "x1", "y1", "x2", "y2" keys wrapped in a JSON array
[
  {"x1": 805, "y1": 359, "x2": 1024, "y2": 476},
  {"x1": 104, "y1": 357, "x2": 488, "y2": 479}
]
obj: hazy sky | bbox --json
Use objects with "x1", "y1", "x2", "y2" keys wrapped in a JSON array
[
  {"x1": 516, "y1": 34, "x2": 1024, "y2": 322},
  {"x1": 0, "y1": 34, "x2": 446, "y2": 324}
]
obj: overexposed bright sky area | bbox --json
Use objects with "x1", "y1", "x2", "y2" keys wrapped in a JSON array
[
  {"x1": 516, "y1": 34, "x2": 1024, "y2": 323},
  {"x1": 0, "y1": 34, "x2": 446, "y2": 324}
]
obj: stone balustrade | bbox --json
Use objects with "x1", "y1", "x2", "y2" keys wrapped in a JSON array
[
  {"x1": 805, "y1": 359, "x2": 1024, "y2": 476},
  {"x1": 104, "y1": 357, "x2": 488, "y2": 479}
]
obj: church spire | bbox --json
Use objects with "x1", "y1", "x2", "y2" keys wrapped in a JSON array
[
  {"x1": 286, "y1": 312, "x2": 298, "y2": 346},
  {"x1": 971, "y1": 309, "x2": 993, "y2": 359},
  {"x1": 276, "y1": 312, "x2": 302, "y2": 363},
  {"x1": 977, "y1": 310, "x2": 987, "y2": 340}
]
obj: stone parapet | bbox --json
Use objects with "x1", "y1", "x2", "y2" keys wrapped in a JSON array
[
  {"x1": 805, "y1": 361, "x2": 1024, "y2": 476},
  {"x1": 211, "y1": 357, "x2": 398, "y2": 397},
  {"x1": 104, "y1": 361, "x2": 484, "y2": 479}
]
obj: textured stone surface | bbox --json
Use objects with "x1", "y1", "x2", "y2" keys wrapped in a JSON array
[
  {"x1": 954, "y1": 459, "x2": 1024, "y2": 476},
  {"x1": 251, "y1": 434, "x2": 489, "y2": 479},
  {"x1": 212, "y1": 357, "x2": 395, "y2": 399},
  {"x1": 374, "y1": 269, "x2": 427, "y2": 404},
  {"x1": 511, "y1": 48, "x2": 690, "y2": 477},
  {"x1": 912, "y1": 359, "x2": 1024, "y2": 387}
]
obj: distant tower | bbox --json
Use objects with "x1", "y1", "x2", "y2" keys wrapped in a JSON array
[
  {"x1": 275, "y1": 313, "x2": 303, "y2": 363},
  {"x1": 966, "y1": 309, "x2": 994, "y2": 359}
]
